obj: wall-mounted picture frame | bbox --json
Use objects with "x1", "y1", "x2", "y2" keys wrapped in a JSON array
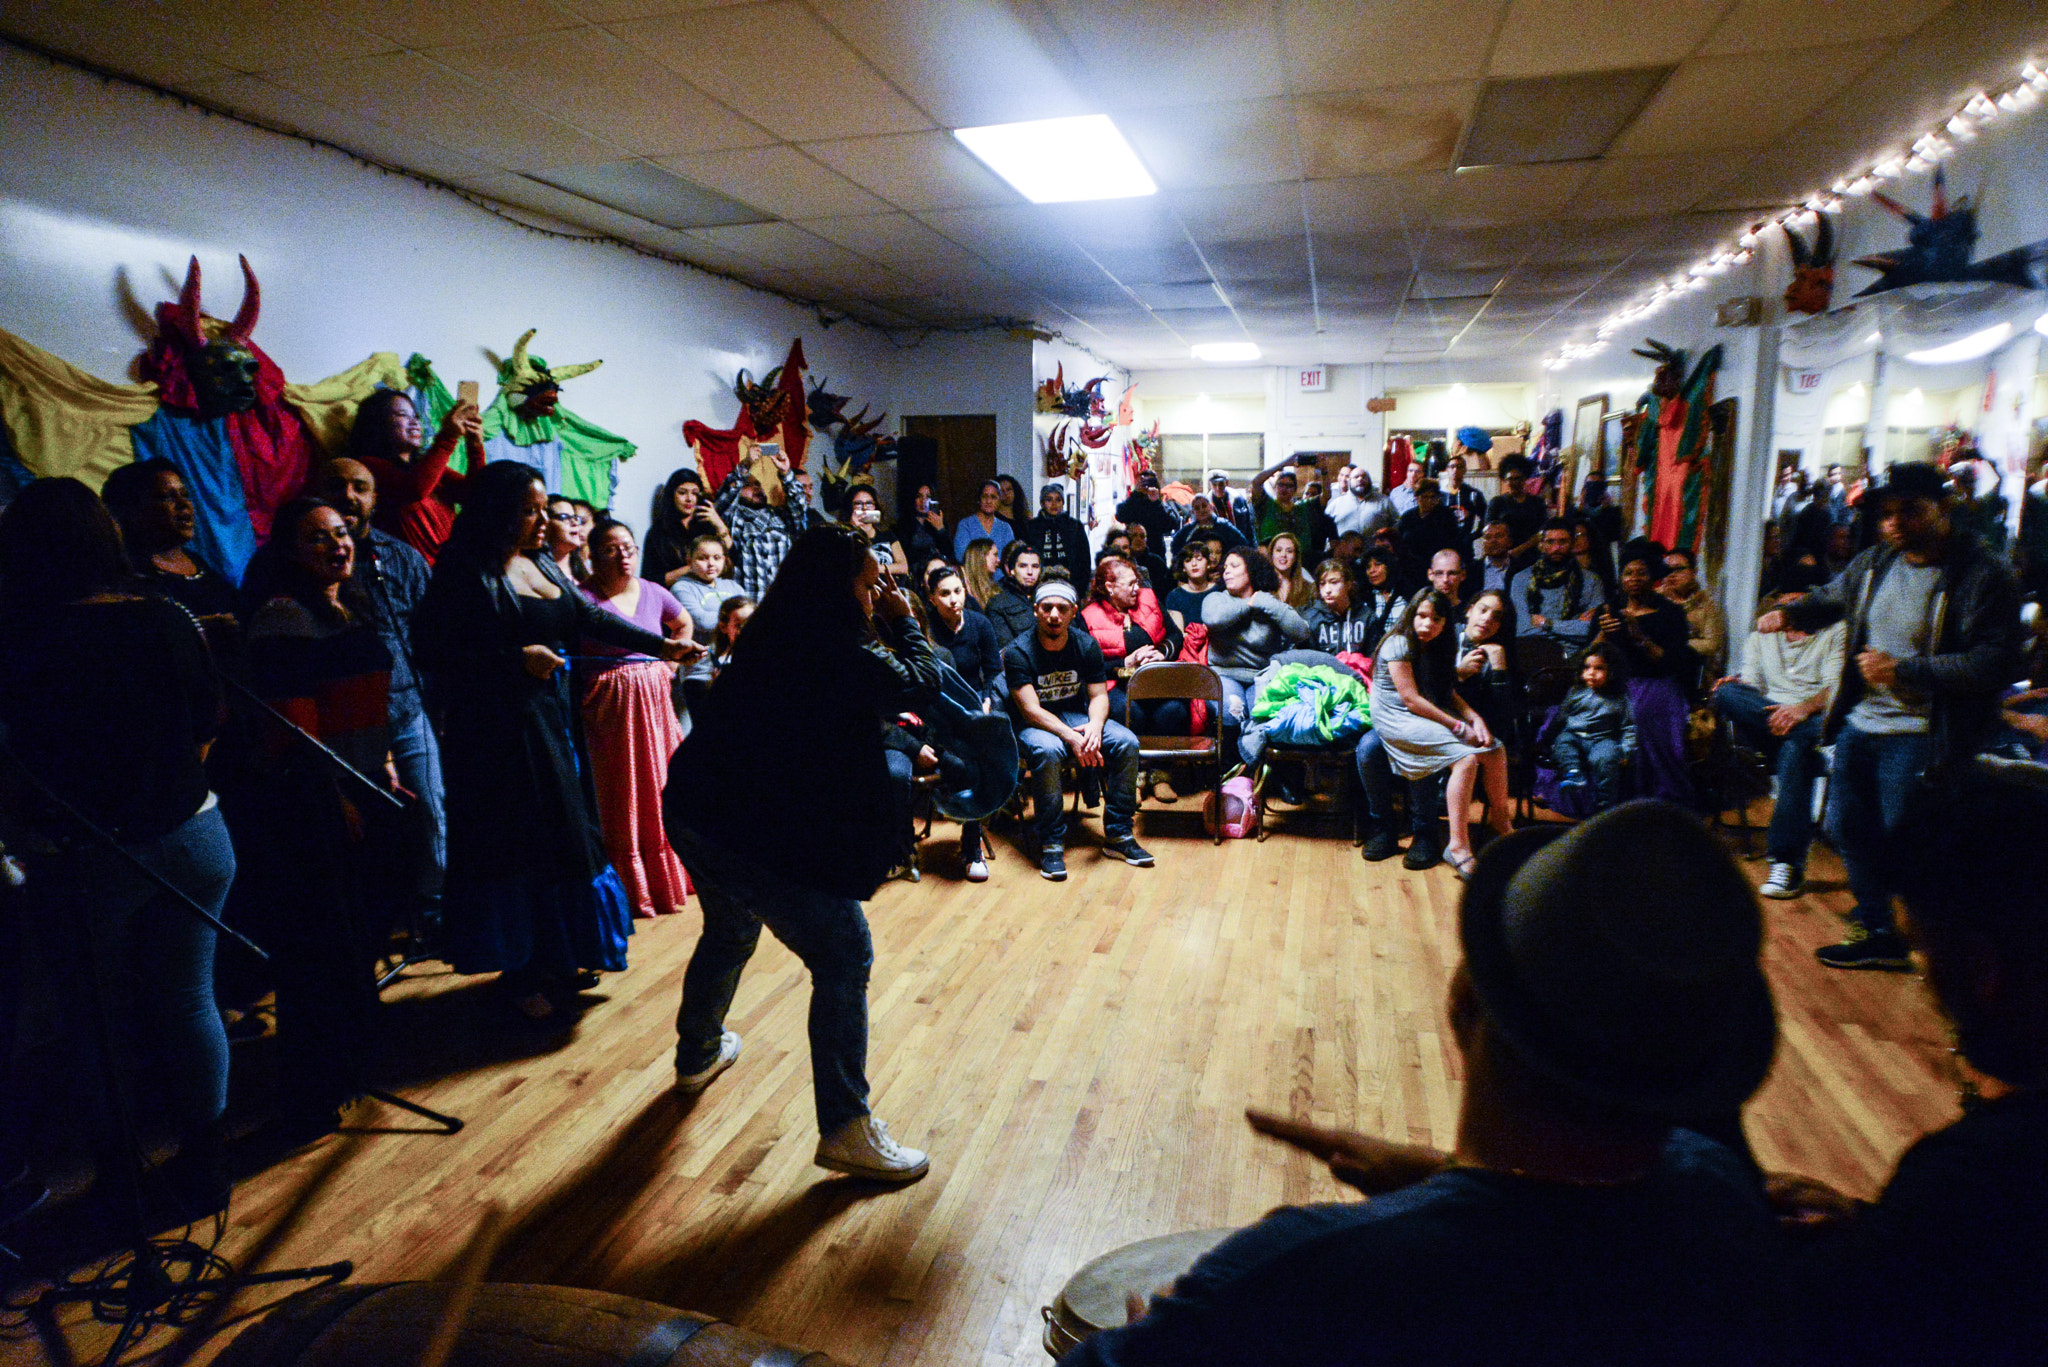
[{"x1": 1573, "y1": 394, "x2": 1609, "y2": 470}]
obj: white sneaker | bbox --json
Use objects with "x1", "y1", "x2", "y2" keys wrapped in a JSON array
[
  {"x1": 815, "y1": 1116, "x2": 929, "y2": 1182},
  {"x1": 675, "y1": 1030, "x2": 742, "y2": 1095},
  {"x1": 1760, "y1": 863, "x2": 1803, "y2": 900},
  {"x1": 965, "y1": 856, "x2": 989, "y2": 882}
]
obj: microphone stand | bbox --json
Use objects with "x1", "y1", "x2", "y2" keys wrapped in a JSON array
[
  {"x1": 0, "y1": 746, "x2": 352, "y2": 1367},
  {"x1": 220, "y1": 679, "x2": 462, "y2": 1137}
]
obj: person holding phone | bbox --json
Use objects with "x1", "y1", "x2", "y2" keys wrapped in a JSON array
[{"x1": 346, "y1": 387, "x2": 485, "y2": 564}]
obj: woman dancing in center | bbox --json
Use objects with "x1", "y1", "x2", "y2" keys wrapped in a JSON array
[{"x1": 666, "y1": 523, "x2": 941, "y2": 1183}]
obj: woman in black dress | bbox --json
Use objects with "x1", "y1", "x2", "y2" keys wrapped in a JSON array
[{"x1": 415, "y1": 462, "x2": 690, "y2": 1022}]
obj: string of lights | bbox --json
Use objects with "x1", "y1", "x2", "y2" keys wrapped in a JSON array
[{"x1": 1542, "y1": 54, "x2": 2048, "y2": 372}]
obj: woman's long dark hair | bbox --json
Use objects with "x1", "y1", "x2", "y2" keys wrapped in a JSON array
[
  {"x1": 345, "y1": 388, "x2": 417, "y2": 466},
  {"x1": 0, "y1": 477, "x2": 131, "y2": 613},
  {"x1": 439, "y1": 461, "x2": 545, "y2": 571},
  {"x1": 244, "y1": 497, "x2": 375, "y2": 628},
  {"x1": 1223, "y1": 546, "x2": 1281, "y2": 595},
  {"x1": 647, "y1": 467, "x2": 704, "y2": 565},
  {"x1": 1399, "y1": 587, "x2": 1460, "y2": 703},
  {"x1": 1462, "y1": 588, "x2": 1519, "y2": 682},
  {"x1": 729, "y1": 523, "x2": 874, "y2": 667}
]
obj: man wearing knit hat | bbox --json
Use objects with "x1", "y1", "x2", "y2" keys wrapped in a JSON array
[
  {"x1": 1003, "y1": 579, "x2": 1153, "y2": 882},
  {"x1": 1065, "y1": 801, "x2": 1786, "y2": 1366}
]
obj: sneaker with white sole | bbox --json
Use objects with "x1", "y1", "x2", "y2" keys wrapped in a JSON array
[
  {"x1": 965, "y1": 856, "x2": 989, "y2": 882},
  {"x1": 815, "y1": 1115, "x2": 929, "y2": 1182},
  {"x1": 1759, "y1": 862, "x2": 1803, "y2": 899},
  {"x1": 674, "y1": 1030, "x2": 742, "y2": 1095}
]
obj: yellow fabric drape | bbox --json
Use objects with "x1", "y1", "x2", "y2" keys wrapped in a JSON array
[
  {"x1": 281, "y1": 351, "x2": 410, "y2": 456},
  {"x1": 0, "y1": 327, "x2": 159, "y2": 491}
]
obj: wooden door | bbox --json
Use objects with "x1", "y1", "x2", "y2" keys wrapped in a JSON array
[{"x1": 903, "y1": 414, "x2": 999, "y2": 542}]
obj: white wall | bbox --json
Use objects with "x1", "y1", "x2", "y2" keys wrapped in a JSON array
[
  {"x1": 1032, "y1": 336, "x2": 1130, "y2": 541},
  {"x1": 0, "y1": 43, "x2": 923, "y2": 540}
]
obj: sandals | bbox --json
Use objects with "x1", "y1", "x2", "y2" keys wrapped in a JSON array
[{"x1": 1444, "y1": 849, "x2": 1478, "y2": 881}]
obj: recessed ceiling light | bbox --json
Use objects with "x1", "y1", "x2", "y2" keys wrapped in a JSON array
[
  {"x1": 953, "y1": 115, "x2": 1157, "y2": 204},
  {"x1": 1191, "y1": 342, "x2": 1261, "y2": 362},
  {"x1": 1905, "y1": 322, "x2": 2012, "y2": 364}
]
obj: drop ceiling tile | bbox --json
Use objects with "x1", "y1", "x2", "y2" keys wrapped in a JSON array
[
  {"x1": 1319, "y1": 272, "x2": 1412, "y2": 304},
  {"x1": 1488, "y1": 0, "x2": 1726, "y2": 77},
  {"x1": 1435, "y1": 162, "x2": 1595, "y2": 224},
  {"x1": 685, "y1": 221, "x2": 892, "y2": 276},
  {"x1": 1610, "y1": 42, "x2": 1894, "y2": 156},
  {"x1": 612, "y1": 2, "x2": 932, "y2": 143},
  {"x1": 1412, "y1": 268, "x2": 1505, "y2": 297},
  {"x1": 1048, "y1": 0, "x2": 1288, "y2": 109},
  {"x1": 1295, "y1": 83, "x2": 1475, "y2": 177},
  {"x1": 916, "y1": 205, "x2": 1095, "y2": 270},
  {"x1": 1130, "y1": 282, "x2": 1229, "y2": 310},
  {"x1": 1089, "y1": 246, "x2": 1205, "y2": 291},
  {"x1": 1312, "y1": 234, "x2": 1421, "y2": 276},
  {"x1": 792, "y1": 212, "x2": 990, "y2": 275},
  {"x1": 185, "y1": 72, "x2": 501, "y2": 181},
  {"x1": 556, "y1": 1, "x2": 753, "y2": 20},
  {"x1": 0, "y1": 1, "x2": 243, "y2": 85},
  {"x1": 527, "y1": 159, "x2": 765, "y2": 228},
  {"x1": 1573, "y1": 153, "x2": 1748, "y2": 215},
  {"x1": 154, "y1": 0, "x2": 399, "y2": 71},
  {"x1": 658, "y1": 145, "x2": 888, "y2": 218},
  {"x1": 426, "y1": 28, "x2": 773, "y2": 155},
  {"x1": 1519, "y1": 216, "x2": 1664, "y2": 261},
  {"x1": 1506, "y1": 261, "x2": 1621, "y2": 291},
  {"x1": 1701, "y1": 0, "x2": 1954, "y2": 55},
  {"x1": 1301, "y1": 172, "x2": 1446, "y2": 232},
  {"x1": 266, "y1": 50, "x2": 623, "y2": 168},
  {"x1": 802, "y1": 131, "x2": 1018, "y2": 212},
  {"x1": 1169, "y1": 185, "x2": 1307, "y2": 244},
  {"x1": 1117, "y1": 98, "x2": 1302, "y2": 189},
  {"x1": 1207, "y1": 238, "x2": 1312, "y2": 282},
  {"x1": 1148, "y1": 307, "x2": 1245, "y2": 339},
  {"x1": 1226, "y1": 279, "x2": 1317, "y2": 307},
  {"x1": 319, "y1": 0, "x2": 579, "y2": 46},
  {"x1": 1280, "y1": 0, "x2": 1510, "y2": 92},
  {"x1": 807, "y1": 0, "x2": 1092, "y2": 128}
]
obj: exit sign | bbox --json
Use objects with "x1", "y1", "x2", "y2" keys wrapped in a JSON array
[{"x1": 1297, "y1": 365, "x2": 1328, "y2": 392}]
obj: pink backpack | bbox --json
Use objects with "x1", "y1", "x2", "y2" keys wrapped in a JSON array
[{"x1": 1203, "y1": 775, "x2": 1261, "y2": 839}]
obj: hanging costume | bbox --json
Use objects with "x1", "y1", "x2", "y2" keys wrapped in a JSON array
[{"x1": 1632, "y1": 340, "x2": 1722, "y2": 558}]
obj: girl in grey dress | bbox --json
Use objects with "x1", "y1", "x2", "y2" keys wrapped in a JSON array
[{"x1": 1371, "y1": 589, "x2": 1514, "y2": 878}]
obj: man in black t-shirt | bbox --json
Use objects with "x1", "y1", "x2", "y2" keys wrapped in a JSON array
[
  {"x1": 1485, "y1": 455, "x2": 1548, "y2": 569},
  {"x1": 1003, "y1": 580, "x2": 1152, "y2": 882}
]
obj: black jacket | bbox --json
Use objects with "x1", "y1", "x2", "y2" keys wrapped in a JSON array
[
  {"x1": 985, "y1": 581, "x2": 1036, "y2": 649},
  {"x1": 1023, "y1": 511, "x2": 1091, "y2": 584},
  {"x1": 666, "y1": 613, "x2": 942, "y2": 900},
  {"x1": 1782, "y1": 536, "x2": 2023, "y2": 767}
]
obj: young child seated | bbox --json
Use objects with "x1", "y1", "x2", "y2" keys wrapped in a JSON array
[
  {"x1": 1540, "y1": 645, "x2": 1636, "y2": 810},
  {"x1": 708, "y1": 593, "x2": 755, "y2": 680}
]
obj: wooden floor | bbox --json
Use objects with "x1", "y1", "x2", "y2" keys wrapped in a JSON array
[{"x1": 8, "y1": 799, "x2": 1961, "y2": 1366}]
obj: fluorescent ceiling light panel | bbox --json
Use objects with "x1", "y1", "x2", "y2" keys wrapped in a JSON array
[
  {"x1": 953, "y1": 116, "x2": 1157, "y2": 203},
  {"x1": 2035, "y1": 312, "x2": 2048, "y2": 337},
  {"x1": 1191, "y1": 342, "x2": 1262, "y2": 362},
  {"x1": 1904, "y1": 321, "x2": 2012, "y2": 364}
]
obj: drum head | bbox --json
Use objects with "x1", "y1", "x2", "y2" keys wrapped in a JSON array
[{"x1": 1047, "y1": 1227, "x2": 1236, "y2": 1354}]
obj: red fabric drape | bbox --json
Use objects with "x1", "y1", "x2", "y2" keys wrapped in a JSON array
[
  {"x1": 775, "y1": 338, "x2": 809, "y2": 471},
  {"x1": 684, "y1": 408, "x2": 758, "y2": 491}
]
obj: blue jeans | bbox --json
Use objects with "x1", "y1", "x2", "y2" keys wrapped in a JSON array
[
  {"x1": 885, "y1": 747, "x2": 980, "y2": 865},
  {"x1": 1217, "y1": 676, "x2": 1268, "y2": 767},
  {"x1": 1714, "y1": 683, "x2": 1827, "y2": 869},
  {"x1": 388, "y1": 704, "x2": 446, "y2": 891},
  {"x1": 38, "y1": 806, "x2": 236, "y2": 1136},
  {"x1": 673, "y1": 831, "x2": 874, "y2": 1135},
  {"x1": 1355, "y1": 729, "x2": 1441, "y2": 834},
  {"x1": 1018, "y1": 711, "x2": 1140, "y2": 848},
  {"x1": 1550, "y1": 730, "x2": 1626, "y2": 808},
  {"x1": 1824, "y1": 723, "x2": 1932, "y2": 935}
]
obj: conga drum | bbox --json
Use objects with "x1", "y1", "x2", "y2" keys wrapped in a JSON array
[{"x1": 1041, "y1": 1228, "x2": 1235, "y2": 1359}]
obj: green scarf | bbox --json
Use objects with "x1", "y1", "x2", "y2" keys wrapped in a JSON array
[{"x1": 1524, "y1": 557, "x2": 1584, "y2": 622}]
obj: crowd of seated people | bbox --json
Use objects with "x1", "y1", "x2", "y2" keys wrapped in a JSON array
[{"x1": 4, "y1": 426, "x2": 2043, "y2": 1240}]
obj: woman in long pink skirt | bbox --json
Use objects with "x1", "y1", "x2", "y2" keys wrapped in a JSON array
[{"x1": 580, "y1": 519, "x2": 701, "y2": 917}]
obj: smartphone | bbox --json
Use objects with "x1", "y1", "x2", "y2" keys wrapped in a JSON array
[{"x1": 456, "y1": 379, "x2": 479, "y2": 407}]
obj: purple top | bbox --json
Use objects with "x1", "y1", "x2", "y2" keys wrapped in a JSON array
[{"x1": 581, "y1": 579, "x2": 686, "y2": 666}]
